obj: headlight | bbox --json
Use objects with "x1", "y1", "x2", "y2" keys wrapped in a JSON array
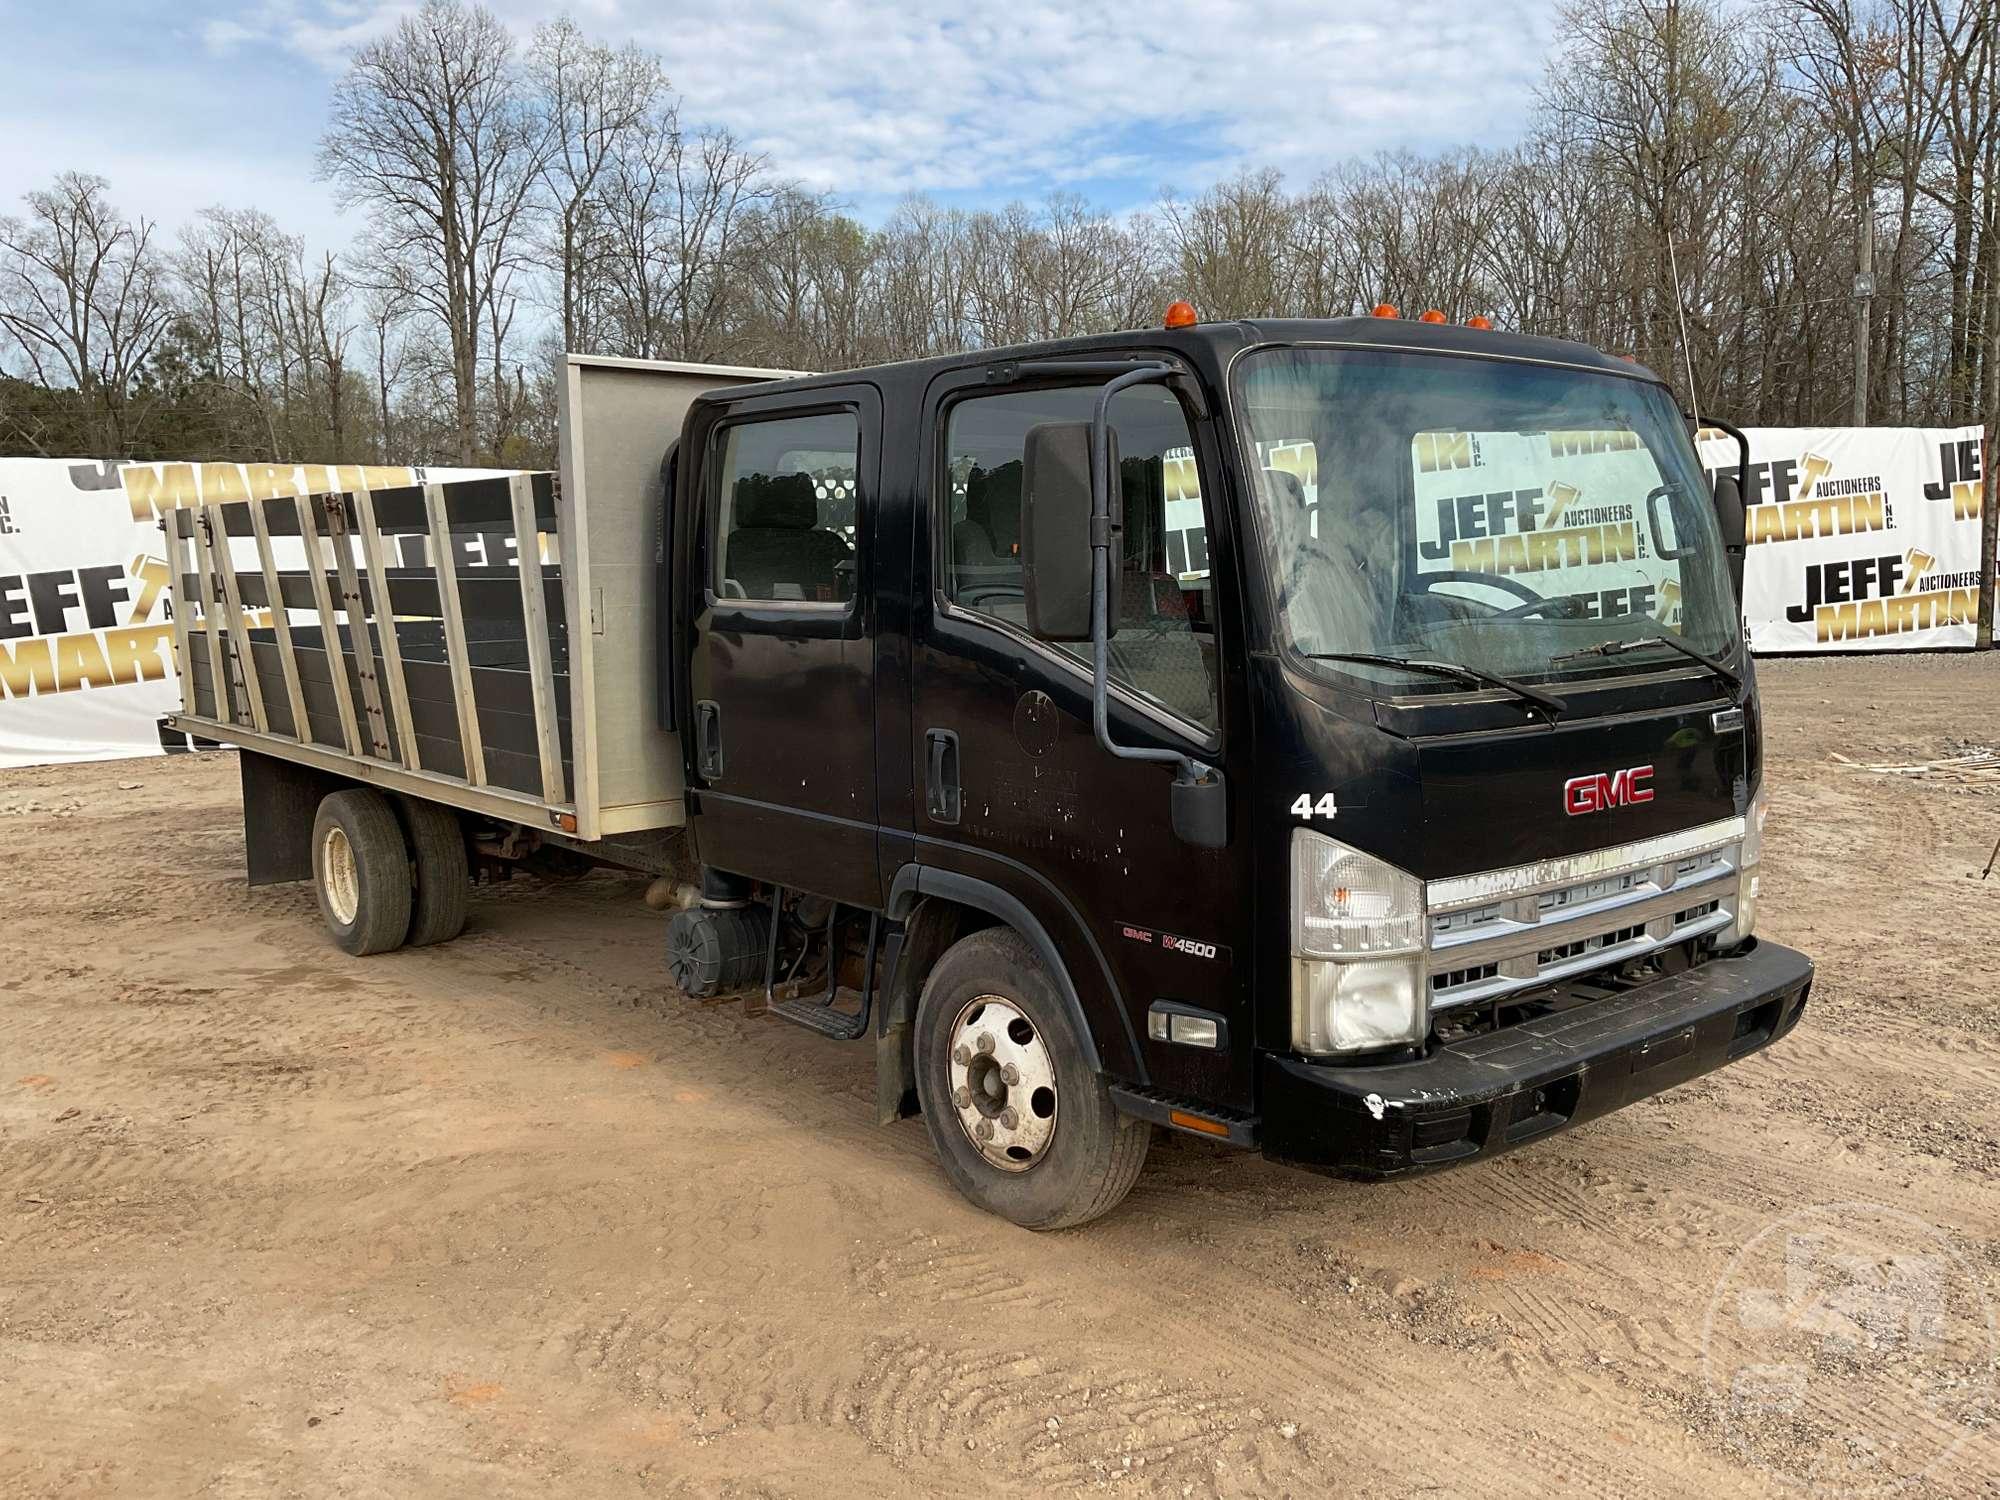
[
  {"x1": 1290, "y1": 830, "x2": 1427, "y2": 1054},
  {"x1": 1723, "y1": 785, "x2": 1765, "y2": 945}
]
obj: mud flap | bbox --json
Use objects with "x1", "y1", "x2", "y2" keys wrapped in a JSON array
[{"x1": 240, "y1": 751, "x2": 343, "y2": 886}]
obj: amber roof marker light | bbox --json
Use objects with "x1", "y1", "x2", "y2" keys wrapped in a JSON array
[
  {"x1": 1164, "y1": 300, "x2": 1198, "y2": 329},
  {"x1": 1419, "y1": 308, "x2": 1448, "y2": 324},
  {"x1": 1371, "y1": 303, "x2": 1399, "y2": 319},
  {"x1": 1465, "y1": 315, "x2": 1494, "y2": 330}
]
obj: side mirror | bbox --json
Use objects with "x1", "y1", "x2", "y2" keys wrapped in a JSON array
[
  {"x1": 1021, "y1": 420, "x2": 1119, "y2": 641},
  {"x1": 1712, "y1": 471, "x2": 1747, "y2": 598},
  {"x1": 1171, "y1": 766, "x2": 1228, "y2": 849},
  {"x1": 1712, "y1": 471, "x2": 1745, "y2": 550}
]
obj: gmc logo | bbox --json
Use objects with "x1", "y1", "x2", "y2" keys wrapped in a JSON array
[{"x1": 1565, "y1": 765, "x2": 1654, "y2": 816}]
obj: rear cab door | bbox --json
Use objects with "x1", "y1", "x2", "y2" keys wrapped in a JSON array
[{"x1": 676, "y1": 379, "x2": 888, "y2": 909}]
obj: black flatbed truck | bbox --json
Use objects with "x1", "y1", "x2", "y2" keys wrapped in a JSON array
[{"x1": 166, "y1": 318, "x2": 1813, "y2": 1228}]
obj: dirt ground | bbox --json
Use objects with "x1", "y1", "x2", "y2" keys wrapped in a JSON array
[{"x1": 3, "y1": 655, "x2": 1998, "y2": 1499}]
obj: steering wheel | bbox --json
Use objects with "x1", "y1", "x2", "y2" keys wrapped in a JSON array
[{"x1": 1412, "y1": 569, "x2": 1543, "y2": 607}]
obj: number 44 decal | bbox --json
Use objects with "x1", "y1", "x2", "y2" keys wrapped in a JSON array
[{"x1": 1290, "y1": 792, "x2": 1339, "y2": 820}]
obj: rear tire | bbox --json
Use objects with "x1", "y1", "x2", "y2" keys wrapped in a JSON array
[
  {"x1": 311, "y1": 789, "x2": 413, "y2": 956},
  {"x1": 913, "y1": 926, "x2": 1150, "y2": 1229},
  {"x1": 397, "y1": 798, "x2": 469, "y2": 947}
]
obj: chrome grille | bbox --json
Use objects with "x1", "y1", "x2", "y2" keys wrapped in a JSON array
[{"x1": 1426, "y1": 817, "x2": 1744, "y2": 1010}]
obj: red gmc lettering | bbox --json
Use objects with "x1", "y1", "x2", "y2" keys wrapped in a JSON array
[{"x1": 1564, "y1": 765, "x2": 1655, "y2": 816}]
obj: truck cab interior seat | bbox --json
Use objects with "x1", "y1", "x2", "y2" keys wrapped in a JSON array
[
  {"x1": 725, "y1": 472, "x2": 854, "y2": 603},
  {"x1": 951, "y1": 460, "x2": 1025, "y2": 609},
  {"x1": 953, "y1": 461, "x2": 1022, "y2": 565}
]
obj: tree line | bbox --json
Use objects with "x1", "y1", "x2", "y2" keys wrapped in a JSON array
[{"x1": 1, "y1": 0, "x2": 1996, "y2": 470}]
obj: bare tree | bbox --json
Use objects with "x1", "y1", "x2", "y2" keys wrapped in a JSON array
[
  {"x1": 0, "y1": 171, "x2": 172, "y2": 452},
  {"x1": 528, "y1": 16, "x2": 665, "y2": 354},
  {"x1": 1158, "y1": 169, "x2": 1297, "y2": 320},
  {"x1": 319, "y1": 0, "x2": 549, "y2": 462}
]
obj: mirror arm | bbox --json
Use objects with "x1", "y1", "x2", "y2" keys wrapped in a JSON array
[{"x1": 1085, "y1": 363, "x2": 1214, "y2": 787}]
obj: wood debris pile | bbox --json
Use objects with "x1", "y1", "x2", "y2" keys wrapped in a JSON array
[{"x1": 1830, "y1": 746, "x2": 2000, "y2": 784}]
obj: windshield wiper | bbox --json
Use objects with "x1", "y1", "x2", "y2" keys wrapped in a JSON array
[
  {"x1": 1303, "y1": 652, "x2": 1567, "y2": 720},
  {"x1": 1551, "y1": 631, "x2": 1742, "y2": 693}
]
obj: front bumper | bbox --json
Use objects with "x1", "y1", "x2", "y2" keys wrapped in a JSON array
[{"x1": 1260, "y1": 939, "x2": 1812, "y2": 1179}]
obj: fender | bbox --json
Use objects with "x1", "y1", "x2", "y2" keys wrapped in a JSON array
[{"x1": 887, "y1": 864, "x2": 1144, "y2": 1079}]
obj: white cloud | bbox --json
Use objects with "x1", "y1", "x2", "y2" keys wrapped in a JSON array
[
  {"x1": 197, "y1": 0, "x2": 421, "y2": 68},
  {"x1": 201, "y1": 0, "x2": 1556, "y2": 200}
]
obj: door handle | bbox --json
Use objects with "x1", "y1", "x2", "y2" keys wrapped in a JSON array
[
  {"x1": 695, "y1": 698, "x2": 724, "y2": 779},
  {"x1": 925, "y1": 727, "x2": 960, "y2": 824}
]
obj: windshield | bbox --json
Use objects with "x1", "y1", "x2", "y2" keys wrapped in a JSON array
[{"x1": 1233, "y1": 346, "x2": 1739, "y2": 690}]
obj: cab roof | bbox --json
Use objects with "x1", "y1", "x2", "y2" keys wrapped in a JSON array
[{"x1": 716, "y1": 315, "x2": 1665, "y2": 403}]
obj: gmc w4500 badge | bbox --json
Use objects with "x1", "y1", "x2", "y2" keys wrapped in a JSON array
[{"x1": 1120, "y1": 925, "x2": 1227, "y2": 963}]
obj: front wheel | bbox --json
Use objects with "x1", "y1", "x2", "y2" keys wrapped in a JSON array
[{"x1": 913, "y1": 927, "x2": 1149, "y2": 1229}]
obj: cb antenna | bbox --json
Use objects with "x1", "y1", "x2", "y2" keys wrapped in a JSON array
[{"x1": 1666, "y1": 225, "x2": 1700, "y2": 429}]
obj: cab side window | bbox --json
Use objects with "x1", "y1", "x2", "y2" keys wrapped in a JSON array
[
  {"x1": 943, "y1": 384, "x2": 1219, "y2": 733},
  {"x1": 711, "y1": 411, "x2": 859, "y2": 604}
]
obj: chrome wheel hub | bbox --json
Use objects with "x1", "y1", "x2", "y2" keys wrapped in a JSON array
[
  {"x1": 321, "y1": 825, "x2": 359, "y2": 926},
  {"x1": 947, "y1": 995, "x2": 1058, "y2": 1171}
]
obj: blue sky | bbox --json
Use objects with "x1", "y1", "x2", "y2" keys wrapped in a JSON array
[{"x1": 0, "y1": 0, "x2": 1561, "y2": 254}]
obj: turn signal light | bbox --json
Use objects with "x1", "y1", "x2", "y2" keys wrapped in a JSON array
[
  {"x1": 1371, "y1": 303, "x2": 1399, "y2": 319},
  {"x1": 1164, "y1": 300, "x2": 1198, "y2": 329},
  {"x1": 1465, "y1": 315, "x2": 1494, "y2": 330},
  {"x1": 1419, "y1": 308, "x2": 1448, "y2": 324}
]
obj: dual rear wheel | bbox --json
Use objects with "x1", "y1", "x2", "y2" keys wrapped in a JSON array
[{"x1": 311, "y1": 788, "x2": 469, "y2": 955}]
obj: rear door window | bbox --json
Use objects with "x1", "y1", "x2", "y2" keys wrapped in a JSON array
[{"x1": 710, "y1": 411, "x2": 860, "y2": 605}]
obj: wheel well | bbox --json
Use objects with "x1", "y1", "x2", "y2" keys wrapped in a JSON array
[{"x1": 883, "y1": 867, "x2": 1109, "y2": 1079}]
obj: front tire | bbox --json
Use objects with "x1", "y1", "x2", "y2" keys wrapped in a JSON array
[
  {"x1": 913, "y1": 926, "x2": 1150, "y2": 1229},
  {"x1": 311, "y1": 789, "x2": 413, "y2": 956}
]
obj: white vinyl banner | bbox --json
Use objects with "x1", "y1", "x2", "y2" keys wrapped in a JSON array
[
  {"x1": 1697, "y1": 425, "x2": 1987, "y2": 653},
  {"x1": 0, "y1": 458, "x2": 513, "y2": 769}
]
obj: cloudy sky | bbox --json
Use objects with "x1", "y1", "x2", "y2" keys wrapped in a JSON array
[{"x1": 0, "y1": 0, "x2": 1560, "y2": 250}]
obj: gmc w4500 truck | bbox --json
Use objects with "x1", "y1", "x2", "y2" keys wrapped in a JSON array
[{"x1": 163, "y1": 310, "x2": 1812, "y2": 1227}]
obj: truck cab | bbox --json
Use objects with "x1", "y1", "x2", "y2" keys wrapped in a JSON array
[{"x1": 664, "y1": 313, "x2": 1813, "y2": 1226}]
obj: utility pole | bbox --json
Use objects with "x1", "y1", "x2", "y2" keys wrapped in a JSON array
[
  {"x1": 1980, "y1": 317, "x2": 1998, "y2": 649},
  {"x1": 1852, "y1": 204, "x2": 1873, "y2": 428}
]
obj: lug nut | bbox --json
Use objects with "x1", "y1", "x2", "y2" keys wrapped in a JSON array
[
  {"x1": 953, "y1": 1044, "x2": 971, "y2": 1065},
  {"x1": 976, "y1": 1032, "x2": 995, "y2": 1055},
  {"x1": 1000, "y1": 1108, "x2": 1019, "y2": 1130},
  {"x1": 1001, "y1": 1063, "x2": 1020, "y2": 1086},
  {"x1": 953, "y1": 1086, "x2": 971, "y2": 1108},
  {"x1": 976, "y1": 1119, "x2": 993, "y2": 1141}
]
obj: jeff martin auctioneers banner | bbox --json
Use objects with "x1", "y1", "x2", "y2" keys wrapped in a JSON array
[
  {"x1": 1699, "y1": 424, "x2": 1988, "y2": 653},
  {"x1": 0, "y1": 457, "x2": 509, "y2": 769}
]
